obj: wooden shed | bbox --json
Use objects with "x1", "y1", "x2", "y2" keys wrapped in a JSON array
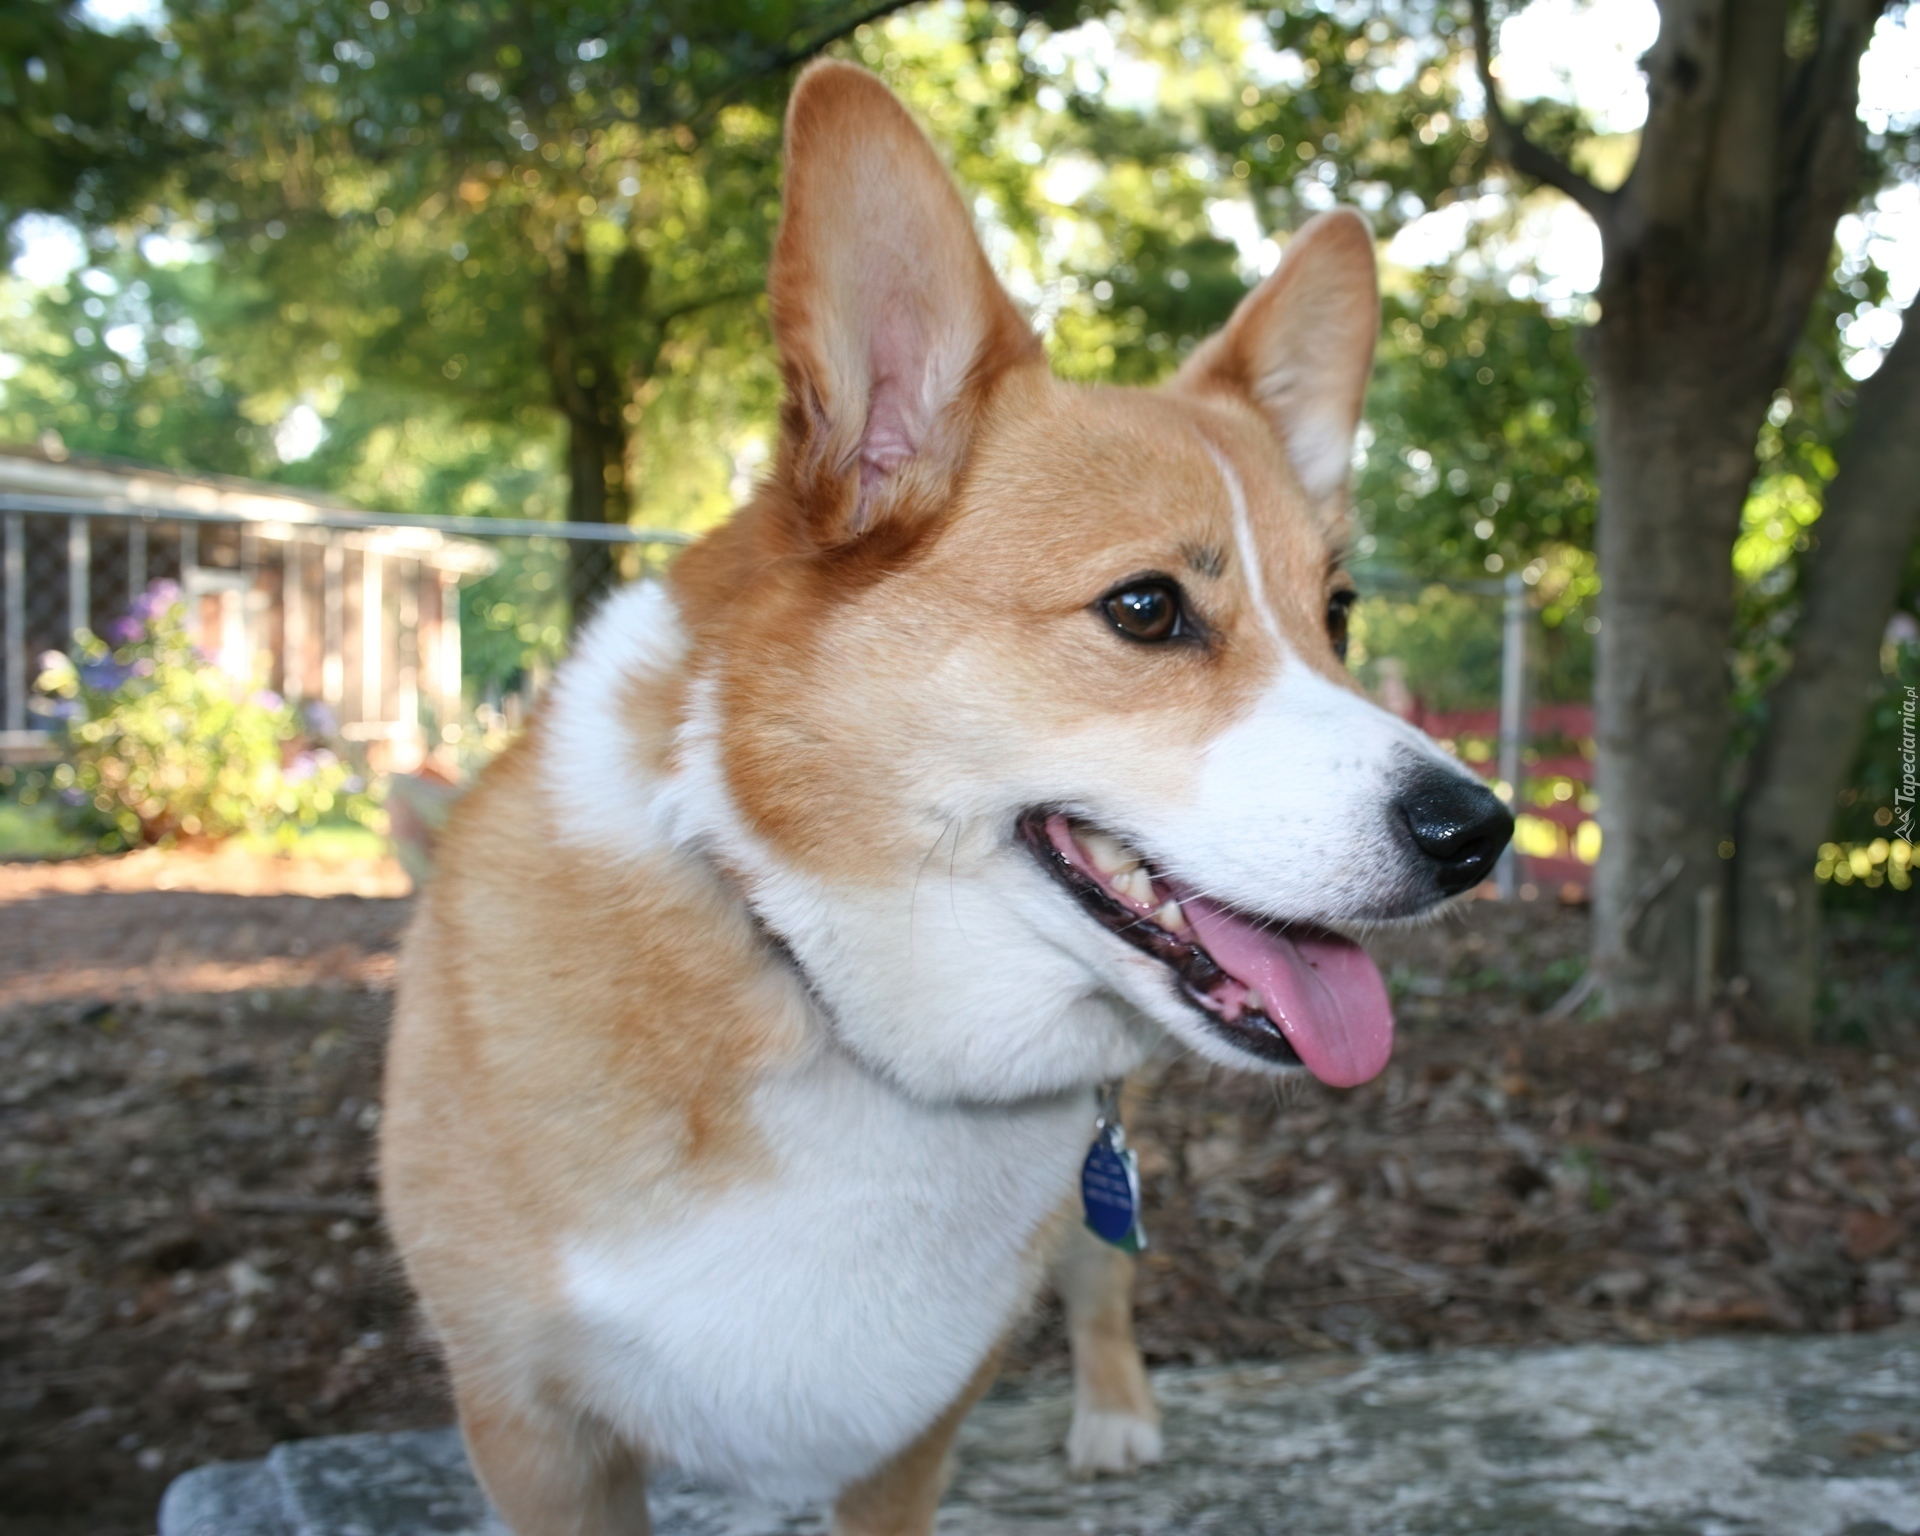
[{"x1": 0, "y1": 445, "x2": 497, "y2": 772}]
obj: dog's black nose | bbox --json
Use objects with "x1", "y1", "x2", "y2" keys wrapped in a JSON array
[{"x1": 1395, "y1": 768, "x2": 1514, "y2": 896}]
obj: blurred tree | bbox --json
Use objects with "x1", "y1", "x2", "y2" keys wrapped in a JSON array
[
  {"x1": 102, "y1": 0, "x2": 924, "y2": 611},
  {"x1": 0, "y1": 0, "x2": 170, "y2": 231},
  {"x1": 1733, "y1": 301, "x2": 1920, "y2": 1020},
  {"x1": 1357, "y1": 284, "x2": 1599, "y2": 689},
  {"x1": 865, "y1": 0, "x2": 1917, "y2": 1030},
  {"x1": 1466, "y1": 0, "x2": 1918, "y2": 1031},
  {"x1": 868, "y1": 2, "x2": 1602, "y2": 694},
  {"x1": 0, "y1": 249, "x2": 271, "y2": 474},
  {"x1": 4, "y1": 0, "x2": 1913, "y2": 1031}
]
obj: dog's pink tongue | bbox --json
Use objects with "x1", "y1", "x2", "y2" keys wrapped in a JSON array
[{"x1": 1181, "y1": 898, "x2": 1394, "y2": 1088}]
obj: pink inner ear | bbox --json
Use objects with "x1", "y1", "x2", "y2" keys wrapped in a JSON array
[{"x1": 856, "y1": 306, "x2": 930, "y2": 502}]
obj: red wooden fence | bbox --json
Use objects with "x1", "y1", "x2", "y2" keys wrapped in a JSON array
[{"x1": 1402, "y1": 703, "x2": 1597, "y2": 900}]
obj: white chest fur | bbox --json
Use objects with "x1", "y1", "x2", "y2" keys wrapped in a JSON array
[{"x1": 558, "y1": 1049, "x2": 1091, "y2": 1502}]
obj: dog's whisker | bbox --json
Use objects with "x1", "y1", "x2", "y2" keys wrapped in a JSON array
[{"x1": 911, "y1": 816, "x2": 960, "y2": 966}]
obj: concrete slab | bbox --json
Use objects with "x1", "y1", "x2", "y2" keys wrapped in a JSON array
[{"x1": 160, "y1": 1333, "x2": 1920, "y2": 1536}]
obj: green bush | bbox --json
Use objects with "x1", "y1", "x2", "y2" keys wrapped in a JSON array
[{"x1": 33, "y1": 581, "x2": 372, "y2": 850}]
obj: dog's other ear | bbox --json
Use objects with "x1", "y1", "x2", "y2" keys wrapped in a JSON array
[
  {"x1": 770, "y1": 61, "x2": 1040, "y2": 546},
  {"x1": 1176, "y1": 210, "x2": 1378, "y2": 508}
]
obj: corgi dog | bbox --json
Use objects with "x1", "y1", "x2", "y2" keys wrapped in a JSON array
[{"x1": 381, "y1": 60, "x2": 1510, "y2": 1536}]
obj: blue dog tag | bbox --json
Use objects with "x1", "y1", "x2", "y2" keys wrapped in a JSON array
[{"x1": 1082, "y1": 1086, "x2": 1145, "y2": 1253}]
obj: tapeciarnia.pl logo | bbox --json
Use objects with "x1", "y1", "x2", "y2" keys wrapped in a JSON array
[{"x1": 1898, "y1": 685, "x2": 1917, "y2": 844}]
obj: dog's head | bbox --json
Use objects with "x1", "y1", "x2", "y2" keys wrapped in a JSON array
[{"x1": 658, "y1": 62, "x2": 1510, "y2": 1103}]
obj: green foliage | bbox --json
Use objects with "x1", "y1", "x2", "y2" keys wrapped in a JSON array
[
  {"x1": 1824, "y1": 631, "x2": 1920, "y2": 881},
  {"x1": 1358, "y1": 281, "x2": 1596, "y2": 580},
  {"x1": 0, "y1": 248, "x2": 270, "y2": 474},
  {"x1": 0, "y1": 0, "x2": 1912, "y2": 900},
  {"x1": 2, "y1": 0, "x2": 892, "y2": 578},
  {"x1": 1729, "y1": 274, "x2": 1890, "y2": 729},
  {"x1": 1722, "y1": 270, "x2": 1920, "y2": 896},
  {"x1": 0, "y1": 792, "x2": 93, "y2": 861},
  {"x1": 1351, "y1": 275, "x2": 1599, "y2": 707},
  {"x1": 1348, "y1": 586, "x2": 1502, "y2": 712},
  {"x1": 1203, "y1": 2, "x2": 1492, "y2": 238},
  {"x1": 32, "y1": 583, "x2": 370, "y2": 851},
  {"x1": 0, "y1": 0, "x2": 169, "y2": 228}
]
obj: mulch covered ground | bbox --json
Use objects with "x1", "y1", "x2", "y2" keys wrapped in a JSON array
[{"x1": 2, "y1": 853, "x2": 1915, "y2": 1536}]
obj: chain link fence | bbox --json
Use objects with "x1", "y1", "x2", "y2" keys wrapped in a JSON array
[
  {"x1": 0, "y1": 481, "x2": 687, "y2": 774},
  {"x1": 1, "y1": 457, "x2": 1592, "y2": 898}
]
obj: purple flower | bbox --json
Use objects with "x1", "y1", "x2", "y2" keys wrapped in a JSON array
[
  {"x1": 284, "y1": 752, "x2": 316, "y2": 783},
  {"x1": 80, "y1": 659, "x2": 132, "y2": 691},
  {"x1": 110, "y1": 614, "x2": 146, "y2": 645},
  {"x1": 252, "y1": 689, "x2": 284, "y2": 711},
  {"x1": 302, "y1": 701, "x2": 339, "y2": 736},
  {"x1": 134, "y1": 578, "x2": 183, "y2": 621}
]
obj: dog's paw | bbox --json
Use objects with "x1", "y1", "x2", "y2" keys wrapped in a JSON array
[{"x1": 1066, "y1": 1406, "x2": 1164, "y2": 1477}]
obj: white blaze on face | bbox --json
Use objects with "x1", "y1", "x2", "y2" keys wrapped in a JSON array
[
  {"x1": 1118, "y1": 443, "x2": 1465, "y2": 923},
  {"x1": 1202, "y1": 441, "x2": 1286, "y2": 654},
  {"x1": 1153, "y1": 661, "x2": 1427, "y2": 919}
]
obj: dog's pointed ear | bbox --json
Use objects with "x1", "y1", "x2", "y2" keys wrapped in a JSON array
[
  {"x1": 1176, "y1": 210, "x2": 1378, "y2": 508},
  {"x1": 769, "y1": 62, "x2": 1041, "y2": 546}
]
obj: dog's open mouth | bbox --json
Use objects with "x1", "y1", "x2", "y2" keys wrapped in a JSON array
[{"x1": 1018, "y1": 811, "x2": 1394, "y2": 1088}]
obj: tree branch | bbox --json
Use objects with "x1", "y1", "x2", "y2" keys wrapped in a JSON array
[
  {"x1": 649, "y1": 283, "x2": 762, "y2": 330},
  {"x1": 1467, "y1": 0, "x2": 1616, "y2": 228},
  {"x1": 752, "y1": 0, "x2": 923, "y2": 82},
  {"x1": 1619, "y1": 0, "x2": 1729, "y2": 237},
  {"x1": 694, "y1": 0, "x2": 924, "y2": 124},
  {"x1": 1703, "y1": 0, "x2": 1790, "y2": 213},
  {"x1": 1779, "y1": 0, "x2": 1884, "y2": 177},
  {"x1": 1734, "y1": 304, "x2": 1920, "y2": 1023},
  {"x1": 1749, "y1": 308, "x2": 1920, "y2": 781},
  {"x1": 1768, "y1": 0, "x2": 1884, "y2": 354}
]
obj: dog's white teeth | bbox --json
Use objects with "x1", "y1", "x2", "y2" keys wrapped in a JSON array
[
  {"x1": 1151, "y1": 899, "x2": 1187, "y2": 933},
  {"x1": 1079, "y1": 829, "x2": 1138, "y2": 878},
  {"x1": 1245, "y1": 988, "x2": 1265, "y2": 1016},
  {"x1": 1115, "y1": 866, "x2": 1156, "y2": 906}
]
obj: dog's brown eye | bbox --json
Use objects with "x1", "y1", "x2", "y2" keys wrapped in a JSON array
[
  {"x1": 1102, "y1": 581, "x2": 1182, "y2": 643},
  {"x1": 1327, "y1": 589, "x2": 1356, "y2": 661}
]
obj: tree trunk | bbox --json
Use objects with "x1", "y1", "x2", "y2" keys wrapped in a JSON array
[
  {"x1": 543, "y1": 240, "x2": 646, "y2": 623},
  {"x1": 1733, "y1": 315, "x2": 1920, "y2": 1036},
  {"x1": 560, "y1": 389, "x2": 629, "y2": 622},
  {"x1": 1551, "y1": 0, "x2": 1880, "y2": 1014},
  {"x1": 1586, "y1": 329, "x2": 1775, "y2": 1009}
]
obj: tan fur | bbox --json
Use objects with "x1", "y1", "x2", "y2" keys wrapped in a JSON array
[
  {"x1": 385, "y1": 58, "x2": 1385, "y2": 1536},
  {"x1": 1054, "y1": 1223, "x2": 1158, "y2": 1440},
  {"x1": 456, "y1": 1385, "x2": 653, "y2": 1536},
  {"x1": 675, "y1": 371, "x2": 1356, "y2": 881},
  {"x1": 829, "y1": 1347, "x2": 1004, "y2": 1536},
  {"x1": 768, "y1": 64, "x2": 1042, "y2": 544},
  {"x1": 383, "y1": 732, "x2": 802, "y2": 1361}
]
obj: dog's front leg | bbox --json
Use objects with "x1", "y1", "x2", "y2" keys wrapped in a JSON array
[
  {"x1": 1052, "y1": 1217, "x2": 1163, "y2": 1476},
  {"x1": 830, "y1": 1348, "x2": 1002, "y2": 1536},
  {"x1": 456, "y1": 1381, "x2": 652, "y2": 1536}
]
